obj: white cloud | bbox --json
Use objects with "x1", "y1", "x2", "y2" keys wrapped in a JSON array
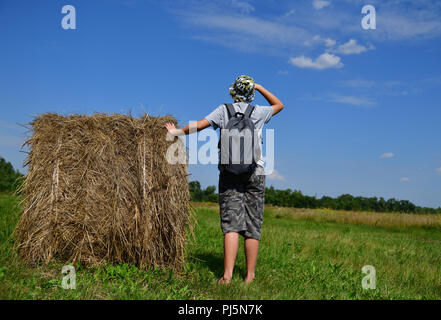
[
  {"x1": 284, "y1": 9, "x2": 295, "y2": 17},
  {"x1": 230, "y1": 0, "x2": 255, "y2": 14},
  {"x1": 333, "y1": 39, "x2": 374, "y2": 55},
  {"x1": 400, "y1": 177, "x2": 411, "y2": 182},
  {"x1": 181, "y1": 13, "x2": 311, "y2": 52},
  {"x1": 313, "y1": 0, "x2": 331, "y2": 10},
  {"x1": 277, "y1": 70, "x2": 288, "y2": 75},
  {"x1": 312, "y1": 35, "x2": 336, "y2": 47},
  {"x1": 324, "y1": 39, "x2": 336, "y2": 47},
  {"x1": 331, "y1": 95, "x2": 376, "y2": 106},
  {"x1": 339, "y1": 79, "x2": 418, "y2": 97},
  {"x1": 170, "y1": 0, "x2": 441, "y2": 52},
  {"x1": 310, "y1": 2, "x2": 441, "y2": 41},
  {"x1": 289, "y1": 53, "x2": 343, "y2": 70},
  {"x1": 379, "y1": 12, "x2": 441, "y2": 40},
  {"x1": 380, "y1": 153, "x2": 395, "y2": 159},
  {"x1": 436, "y1": 167, "x2": 441, "y2": 174},
  {"x1": 268, "y1": 170, "x2": 285, "y2": 181}
]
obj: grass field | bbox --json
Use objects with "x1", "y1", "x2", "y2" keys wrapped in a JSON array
[{"x1": 1, "y1": 194, "x2": 441, "y2": 299}]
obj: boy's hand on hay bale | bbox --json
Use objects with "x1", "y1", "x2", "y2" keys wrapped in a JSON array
[
  {"x1": 165, "y1": 123, "x2": 184, "y2": 136},
  {"x1": 166, "y1": 119, "x2": 210, "y2": 136}
]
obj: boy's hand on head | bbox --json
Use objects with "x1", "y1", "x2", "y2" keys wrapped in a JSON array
[{"x1": 253, "y1": 83, "x2": 284, "y2": 115}]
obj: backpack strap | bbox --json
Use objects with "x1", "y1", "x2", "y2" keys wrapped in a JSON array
[
  {"x1": 244, "y1": 104, "x2": 255, "y2": 119},
  {"x1": 225, "y1": 104, "x2": 236, "y2": 120}
]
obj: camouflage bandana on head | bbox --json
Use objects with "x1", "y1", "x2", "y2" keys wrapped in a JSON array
[{"x1": 229, "y1": 75, "x2": 255, "y2": 103}]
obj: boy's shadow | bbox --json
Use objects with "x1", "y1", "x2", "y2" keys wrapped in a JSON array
[{"x1": 193, "y1": 252, "x2": 246, "y2": 279}]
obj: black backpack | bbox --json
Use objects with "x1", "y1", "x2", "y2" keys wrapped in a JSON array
[{"x1": 218, "y1": 103, "x2": 258, "y2": 175}]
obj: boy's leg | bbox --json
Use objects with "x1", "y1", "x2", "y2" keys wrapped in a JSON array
[
  {"x1": 222, "y1": 232, "x2": 240, "y2": 281},
  {"x1": 244, "y1": 237, "x2": 259, "y2": 283},
  {"x1": 243, "y1": 165, "x2": 266, "y2": 283},
  {"x1": 218, "y1": 171, "x2": 246, "y2": 284}
]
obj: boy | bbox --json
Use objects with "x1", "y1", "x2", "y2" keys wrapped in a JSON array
[{"x1": 165, "y1": 75, "x2": 284, "y2": 284}]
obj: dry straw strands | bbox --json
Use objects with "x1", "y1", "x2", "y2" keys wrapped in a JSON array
[{"x1": 15, "y1": 113, "x2": 191, "y2": 270}]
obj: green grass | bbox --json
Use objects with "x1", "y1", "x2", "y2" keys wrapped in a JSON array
[{"x1": 1, "y1": 193, "x2": 441, "y2": 299}]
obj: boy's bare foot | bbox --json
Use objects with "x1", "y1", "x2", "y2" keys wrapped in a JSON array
[
  {"x1": 244, "y1": 275, "x2": 255, "y2": 284},
  {"x1": 218, "y1": 276, "x2": 232, "y2": 285}
]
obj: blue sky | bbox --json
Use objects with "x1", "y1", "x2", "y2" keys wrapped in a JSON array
[{"x1": 1, "y1": 0, "x2": 441, "y2": 208}]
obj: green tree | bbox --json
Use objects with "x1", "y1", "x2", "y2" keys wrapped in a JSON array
[
  {"x1": 0, "y1": 157, "x2": 23, "y2": 192},
  {"x1": 189, "y1": 181, "x2": 217, "y2": 202}
]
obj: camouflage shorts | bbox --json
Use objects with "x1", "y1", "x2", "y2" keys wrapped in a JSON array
[{"x1": 218, "y1": 165, "x2": 266, "y2": 240}]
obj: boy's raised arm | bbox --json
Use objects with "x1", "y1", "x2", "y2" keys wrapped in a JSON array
[
  {"x1": 165, "y1": 118, "x2": 211, "y2": 136},
  {"x1": 254, "y1": 84, "x2": 284, "y2": 116},
  {"x1": 165, "y1": 82, "x2": 283, "y2": 136}
]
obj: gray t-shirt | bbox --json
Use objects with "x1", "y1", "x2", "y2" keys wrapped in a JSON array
[{"x1": 204, "y1": 102, "x2": 273, "y2": 167}]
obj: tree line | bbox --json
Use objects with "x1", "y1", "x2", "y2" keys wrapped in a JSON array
[
  {"x1": 2, "y1": 157, "x2": 439, "y2": 214},
  {"x1": 0, "y1": 157, "x2": 23, "y2": 193},
  {"x1": 190, "y1": 181, "x2": 441, "y2": 215}
]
